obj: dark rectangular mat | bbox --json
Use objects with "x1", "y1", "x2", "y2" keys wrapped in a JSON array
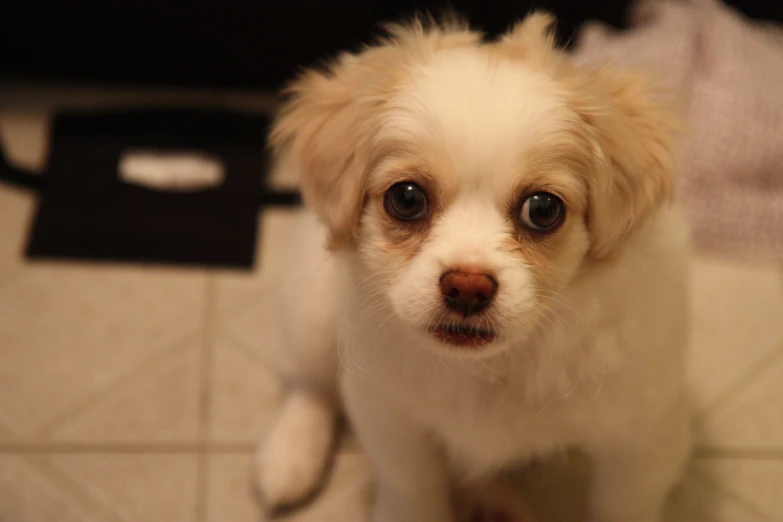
[{"x1": 25, "y1": 108, "x2": 275, "y2": 269}]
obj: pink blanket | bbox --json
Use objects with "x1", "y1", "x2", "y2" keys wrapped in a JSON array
[{"x1": 571, "y1": 0, "x2": 783, "y2": 259}]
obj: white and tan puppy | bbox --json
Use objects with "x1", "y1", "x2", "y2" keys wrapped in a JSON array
[{"x1": 257, "y1": 12, "x2": 691, "y2": 522}]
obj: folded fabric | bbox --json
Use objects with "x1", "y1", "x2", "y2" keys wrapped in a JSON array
[{"x1": 572, "y1": 0, "x2": 783, "y2": 260}]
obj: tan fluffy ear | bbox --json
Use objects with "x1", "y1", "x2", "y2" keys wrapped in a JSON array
[
  {"x1": 270, "y1": 17, "x2": 480, "y2": 249},
  {"x1": 569, "y1": 67, "x2": 682, "y2": 258},
  {"x1": 269, "y1": 55, "x2": 376, "y2": 249}
]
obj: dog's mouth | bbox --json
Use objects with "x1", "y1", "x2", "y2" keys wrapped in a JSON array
[{"x1": 430, "y1": 324, "x2": 498, "y2": 348}]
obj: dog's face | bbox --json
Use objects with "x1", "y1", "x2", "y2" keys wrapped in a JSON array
[{"x1": 272, "y1": 13, "x2": 679, "y2": 354}]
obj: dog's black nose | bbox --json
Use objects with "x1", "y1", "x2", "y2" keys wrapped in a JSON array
[{"x1": 439, "y1": 270, "x2": 498, "y2": 316}]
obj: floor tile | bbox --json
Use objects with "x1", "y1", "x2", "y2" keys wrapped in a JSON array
[
  {"x1": 204, "y1": 453, "x2": 268, "y2": 522},
  {"x1": 687, "y1": 256, "x2": 783, "y2": 414},
  {"x1": 208, "y1": 338, "x2": 283, "y2": 444},
  {"x1": 205, "y1": 451, "x2": 371, "y2": 522},
  {"x1": 700, "y1": 346, "x2": 783, "y2": 450},
  {"x1": 215, "y1": 208, "x2": 304, "y2": 319},
  {"x1": 0, "y1": 186, "x2": 34, "y2": 286},
  {"x1": 42, "y1": 341, "x2": 202, "y2": 443},
  {"x1": 0, "y1": 263, "x2": 206, "y2": 439},
  {"x1": 0, "y1": 110, "x2": 49, "y2": 172},
  {"x1": 214, "y1": 278, "x2": 283, "y2": 374},
  {"x1": 0, "y1": 423, "x2": 14, "y2": 440},
  {"x1": 201, "y1": 451, "x2": 780, "y2": 522},
  {"x1": 664, "y1": 459, "x2": 770, "y2": 522},
  {"x1": 211, "y1": 207, "x2": 304, "y2": 446},
  {"x1": 694, "y1": 458, "x2": 783, "y2": 521},
  {"x1": 0, "y1": 454, "x2": 116, "y2": 522},
  {"x1": 47, "y1": 453, "x2": 199, "y2": 522},
  {"x1": 514, "y1": 453, "x2": 772, "y2": 522}
]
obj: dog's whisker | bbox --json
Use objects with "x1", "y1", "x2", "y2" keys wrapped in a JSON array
[{"x1": 531, "y1": 287, "x2": 595, "y2": 338}]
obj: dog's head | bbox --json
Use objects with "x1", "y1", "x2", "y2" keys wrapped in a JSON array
[{"x1": 271, "y1": 13, "x2": 680, "y2": 353}]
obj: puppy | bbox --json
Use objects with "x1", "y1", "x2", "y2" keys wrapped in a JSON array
[{"x1": 257, "y1": 12, "x2": 691, "y2": 522}]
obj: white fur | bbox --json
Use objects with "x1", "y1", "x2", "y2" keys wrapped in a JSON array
[
  {"x1": 257, "y1": 40, "x2": 691, "y2": 522},
  {"x1": 256, "y1": 388, "x2": 335, "y2": 507}
]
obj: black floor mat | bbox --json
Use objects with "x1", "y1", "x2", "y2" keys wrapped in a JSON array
[{"x1": 22, "y1": 108, "x2": 286, "y2": 269}]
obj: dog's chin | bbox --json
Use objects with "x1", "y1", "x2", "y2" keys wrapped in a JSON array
[{"x1": 429, "y1": 324, "x2": 498, "y2": 349}]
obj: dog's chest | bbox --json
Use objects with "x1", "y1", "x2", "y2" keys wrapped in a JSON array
[{"x1": 390, "y1": 360, "x2": 594, "y2": 473}]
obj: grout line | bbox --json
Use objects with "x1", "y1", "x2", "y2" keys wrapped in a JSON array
[
  {"x1": 3, "y1": 442, "x2": 779, "y2": 458},
  {"x1": 0, "y1": 434, "x2": 363, "y2": 455},
  {"x1": 198, "y1": 275, "x2": 219, "y2": 437},
  {"x1": 197, "y1": 452, "x2": 212, "y2": 522},
  {"x1": 195, "y1": 274, "x2": 218, "y2": 522},
  {"x1": 0, "y1": 441, "x2": 258, "y2": 454},
  {"x1": 694, "y1": 447, "x2": 783, "y2": 460}
]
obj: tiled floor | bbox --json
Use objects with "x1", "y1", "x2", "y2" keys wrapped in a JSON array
[{"x1": 1, "y1": 87, "x2": 783, "y2": 521}]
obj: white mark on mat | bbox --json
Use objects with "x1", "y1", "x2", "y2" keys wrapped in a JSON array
[{"x1": 118, "y1": 149, "x2": 226, "y2": 191}]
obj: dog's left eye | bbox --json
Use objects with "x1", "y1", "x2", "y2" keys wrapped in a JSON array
[
  {"x1": 385, "y1": 182, "x2": 429, "y2": 221},
  {"x1": 520, "y1": 192, "x2": 565, "y2": 231}
]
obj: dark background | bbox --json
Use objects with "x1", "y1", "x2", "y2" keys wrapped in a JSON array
[{"x1": 1, "y1": 0, "x2": 781, "y2": 91}]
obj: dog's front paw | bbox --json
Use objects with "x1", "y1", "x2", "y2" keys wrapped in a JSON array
[{"x1": 255, "y1": 392, "x2": 336, "y2": 509}]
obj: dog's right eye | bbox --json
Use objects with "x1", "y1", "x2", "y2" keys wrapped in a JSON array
[{"x1": 384, "y1": 182, "x2": 429, "y2": 221}]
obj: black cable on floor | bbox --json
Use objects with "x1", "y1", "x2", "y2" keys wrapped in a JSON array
[{"x1": 0, "y1": 150, "x2": 43, "y2": 192}]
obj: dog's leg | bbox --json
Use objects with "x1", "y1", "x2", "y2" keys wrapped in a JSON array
[
  {"x1": 343, "y1": 375, "x2": 453, "y2": 522},
  {"x1": 255, "y1": 387, "x2": 337, "y2": 508},
  {"x1": 585, "y1": 399, "x2": 691, "y2": 522}
]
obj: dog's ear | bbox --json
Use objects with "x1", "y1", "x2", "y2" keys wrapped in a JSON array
[
  {"x1": 269, "y1": 54, "x2": 378, "y2": 249},
  {"x1": 568, "y1": 67, "x2": 682, "y2": 258},
  {"x1": 498, "y1": 14, "x2": 680, "y2": 258},
  {"x1": 271, "y1": 19, "x2": 480, "y2": 250}
]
